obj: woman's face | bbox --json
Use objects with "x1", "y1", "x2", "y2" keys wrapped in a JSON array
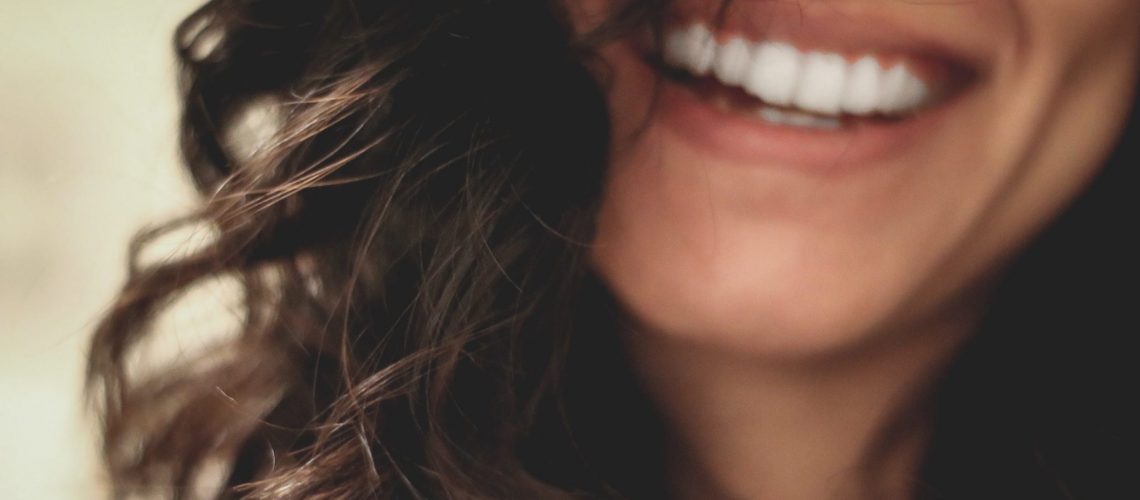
[{"x1": 577, "y1": 0, "x2": 1140, "y2": 356}]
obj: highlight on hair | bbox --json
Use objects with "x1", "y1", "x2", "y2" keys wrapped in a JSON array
[
  {"x1": 87, "y1": 0, "x2": 1139, "y2": 498},
  {"x1": 87, "y1": 0, "x2": 669, "y2": 497}
]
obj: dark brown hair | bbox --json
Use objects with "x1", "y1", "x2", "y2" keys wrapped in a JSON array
[{"x1": 88, "y1": 0, "x2": 1139, "y2": 498}]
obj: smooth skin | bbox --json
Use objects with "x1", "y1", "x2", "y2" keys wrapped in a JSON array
[{"x1": 567, "y1": 1, "x2": 1140, "y2": 499}]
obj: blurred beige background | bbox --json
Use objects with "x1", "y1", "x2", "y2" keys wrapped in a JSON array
[{"x1": 1, "y1": 0, "x2": 201, "y2": 498}]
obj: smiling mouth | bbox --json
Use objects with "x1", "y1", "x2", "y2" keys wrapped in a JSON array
[
  {"x1": 653, "y1": 22, "x2": 975, "y2": 132},
  {"x1": 609, "y1": 15, "x2": 986, "y2": 172}
]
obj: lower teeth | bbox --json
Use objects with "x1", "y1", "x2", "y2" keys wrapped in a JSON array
[
  {"x1": 757, "y1": 107, "x2": 842, "y2": 130},
  {"x1": 710, "y1": 89, "x2": 843, "y2": 130}
]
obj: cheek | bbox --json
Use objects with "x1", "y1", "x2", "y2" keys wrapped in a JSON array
[
  {"x1": 967, "y1": 0, "x2": 1140, "y2": 266},
  {"x1": 1014, "y1": 0, "x2": 1140, "y2": 82},
  {"x1": 561, "y1": 0, "x2": 619, "y2": 35}
]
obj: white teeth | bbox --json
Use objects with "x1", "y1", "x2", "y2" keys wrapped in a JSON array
[
  {"x1": 842, "y1": 56, "x2": 883, "y2": 115},
  {"x1": 665, "y1": 24, "x2": 716, "y2": 75},
  {"x1": 690, "y1": 25, "x2": 718, "y2": 75},
  {"x1": 878, "y1": 64, "x2": 928, "y2": 114},
  {"x1": 795, "y1": 52, "x2": 848, "y2": 115},
  {"x1": 663, "y1": 24, "x2": 936, "y2": 119},
  {"x1": 745, "y1": 42, "x2": 802, "y2": 107},
  {"x1": 713, "y1": 37, "x2": 752, "y2": 86}
]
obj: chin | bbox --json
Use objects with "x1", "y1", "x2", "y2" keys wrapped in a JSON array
[{"x1": 589, "y1": 202, "x2": 932, "y2": 359}]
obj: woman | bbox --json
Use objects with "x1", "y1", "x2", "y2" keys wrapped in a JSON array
[{"x1": 89, "y1": 0, "x2": 1140, "y2": 498}]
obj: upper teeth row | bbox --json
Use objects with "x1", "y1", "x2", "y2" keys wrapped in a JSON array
[{"x1": 663, "y1": 24, "x2": 932, "y2": 117}]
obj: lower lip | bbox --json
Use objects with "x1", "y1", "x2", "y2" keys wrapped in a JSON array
[{"x1": 645, "y1": 62, "x2": 957, "y2": 176}]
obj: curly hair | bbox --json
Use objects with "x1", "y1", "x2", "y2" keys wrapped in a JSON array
[{"x1": 88, "y1": 0, "x2": 1139, "y2": 498}]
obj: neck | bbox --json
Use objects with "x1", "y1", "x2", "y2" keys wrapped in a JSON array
[{"x1": 625, "y1": 312, "x2": 978, "y2": 500}]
